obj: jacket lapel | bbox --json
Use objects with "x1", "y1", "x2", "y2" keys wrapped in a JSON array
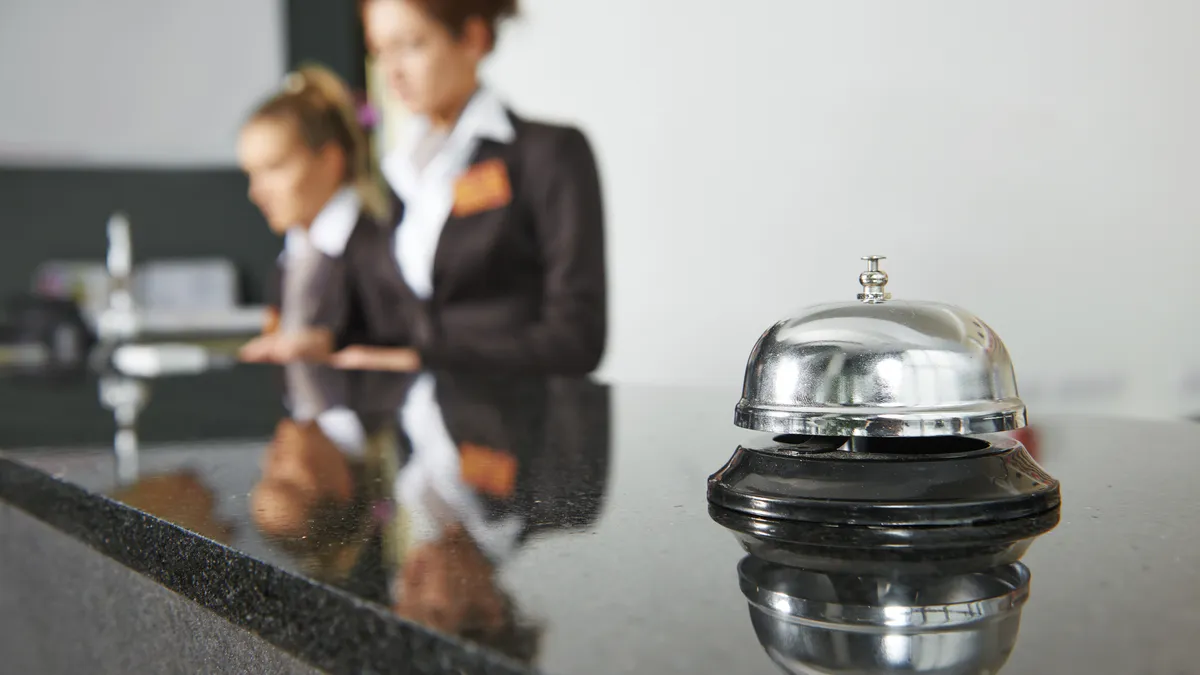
[{"x1": 429, "y1": 132, "x2": 521, "y2": 303}]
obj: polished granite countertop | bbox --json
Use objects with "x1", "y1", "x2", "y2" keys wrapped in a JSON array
[{"x1": 1, "y1": 360, "x2": 1198, "y2": 674}]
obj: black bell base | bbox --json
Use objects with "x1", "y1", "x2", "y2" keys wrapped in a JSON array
[{"x1": 707, "y1": 433, "x2": 1061, "y2": 575}]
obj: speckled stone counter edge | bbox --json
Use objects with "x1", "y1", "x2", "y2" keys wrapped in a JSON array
[{"x1": 0, "y1": 456, "x2": 534, "y2": 675}]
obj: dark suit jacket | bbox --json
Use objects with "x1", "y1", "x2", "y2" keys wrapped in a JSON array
[
  {"x1": 265, "y1": 232, "x2": 372, "y2": 349},
  {"x1": 316, "y1": 114, "x2": 607, "y2": 376},
  {"x1": 266, "y1": 254, "x2": 338, "y2": 334}
]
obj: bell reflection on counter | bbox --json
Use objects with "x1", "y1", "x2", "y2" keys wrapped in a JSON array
[
  {"x1": 736, "y1": 549, "x2": 1031, "y2": 675},
  {"x1": 251, "y1": 366, "x2": 611, "y2": 665}
]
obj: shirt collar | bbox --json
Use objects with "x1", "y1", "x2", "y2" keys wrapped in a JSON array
[
  {"x1": 454, "y1": 86, "x2": 516, "y2": 145},
  {"x1": 412, "y1": 86, "x2": 516, "y2": 148},
  {"x1": 285, "y1": 186, "x2": 360, "y2": 258},
  {"x1": 383, "y1": 87, "x2": 515, "y2": 189}
]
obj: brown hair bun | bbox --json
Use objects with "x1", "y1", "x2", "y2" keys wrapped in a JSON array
[{"x1": 380, "y1": 0, "x2": 519, "y2": 49}]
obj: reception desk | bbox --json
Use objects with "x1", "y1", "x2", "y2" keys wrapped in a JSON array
[{"x1": 1, "y1": 362, "x2": 1197, "y2": 674}]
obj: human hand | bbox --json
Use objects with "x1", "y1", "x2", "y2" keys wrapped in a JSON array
[
  {"x1": 239, "y1": 334, "x2": 281, "y2": 363},
  {"x1": 329, "y1": 346, "x2": 421, "y2": 372},
  {"x1": 271, "y1": 329, "x2": 334, "y2": 362},
  {"x1": 238, "y1": 329, "x2": 333, "y2": 363}
]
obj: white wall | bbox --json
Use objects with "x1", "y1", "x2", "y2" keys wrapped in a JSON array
[
  {"x1": 4, "y1": 0, "x2": 1197, "y2": 418},
  {"x1": 486, "y1": 0, "x2": 1200, "y2": 418},
  {"x1": 0, "y1": 0, "x2": 285, "y2": 167}
]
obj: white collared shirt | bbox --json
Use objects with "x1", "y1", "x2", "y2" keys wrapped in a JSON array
[
  {"x1": 381, "y1": 88, "x2": 516, "y2": 299},
  {"x1": 283, "y1": 186, "x2": 361, "y2": 259}
]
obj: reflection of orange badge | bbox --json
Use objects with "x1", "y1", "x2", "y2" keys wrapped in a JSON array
[
  {"x1": 459, "y1": 442, "x2": 517, "y2": 498},
  {"x1": 452, "y1": 159, "x2": 512, "y2": 217}
]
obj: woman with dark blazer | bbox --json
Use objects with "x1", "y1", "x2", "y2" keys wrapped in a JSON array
[{"x1": 299, "y1": 0, "x2": 606, "y2": 376}]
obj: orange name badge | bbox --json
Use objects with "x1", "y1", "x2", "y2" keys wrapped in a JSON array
[
  {"x1": 452, "y1": 158, "x2": 512, "y2": 217},
  {"x1": 459, "y1": 441, "x2": 518, "y2": 499}
]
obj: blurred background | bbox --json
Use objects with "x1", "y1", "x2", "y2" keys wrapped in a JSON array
[{"x1": 1, "y1": 0, "x2": 1197, "y2": 419}]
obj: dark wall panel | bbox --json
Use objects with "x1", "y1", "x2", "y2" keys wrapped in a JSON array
[
  {"x1": 0, "y1": 366, "x2": 284, "y2": 450},
  {"x1": 285, "y1": 0, "x2": 367, "y2": 89},
  {"x1": 0, "y1": 168, "x2": 279, "y2": 303}
]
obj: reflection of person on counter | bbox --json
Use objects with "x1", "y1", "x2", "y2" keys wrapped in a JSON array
[
  {"x1": 389, "y1": 373, "x2": 538, "y2": 661},
  {"x1": 249, "y1": 409, "x2": 376, "y2": 582},
  {"x1": 237, "y1": 64, "x2": 391, "y2": 364},
  {"x1": 287, "y1": 0, "x2": 607, "y2": 375},
  {"x1": 368, "y1": 371, "x2": 611, "y2": 664}
]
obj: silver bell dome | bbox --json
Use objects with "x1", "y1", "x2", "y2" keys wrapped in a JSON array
[{"x1": 735, "y1": 256, "x2": 1025, "y2": 437}]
